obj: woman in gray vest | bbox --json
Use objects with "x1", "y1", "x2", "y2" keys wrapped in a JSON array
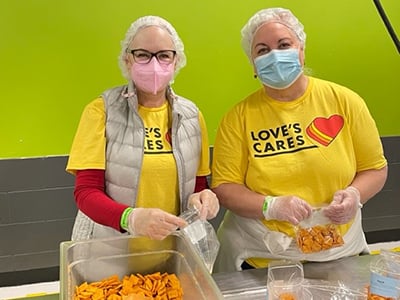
[{"x1": 66, "y1": 15, "x2": 219, "y2": 241}]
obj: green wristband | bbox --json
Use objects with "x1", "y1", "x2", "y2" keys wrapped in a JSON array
[
  {"x1": 262, "y1": 196, "x2": 275, "y2": 215},
  {"x1": 120, "y1": 207, "x2": 134, "y2": 230}
]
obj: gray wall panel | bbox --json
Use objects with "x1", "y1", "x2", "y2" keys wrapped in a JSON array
[
  {"x1": 8, "y1": 188, "x2": 76, "y2": 222},
  {"x1": 15, "y1": 221, "x2": 73, "y2": 254},
  {"x1": 0, "y1": 219, "x2": 74, "y2": 257},
  {"x1": 0, "y1": 156, "x2": 74, "y2": 192},
  {"x1": 383, "y1": 162, "x2": 399, "y2": 191},
  {"x1": 0, "y1": 251, "x2": 59, "y2": 273},
  {"x1": 363, "y1": 190, "x2": 399, "y2": 218},
  {"x1": 0, "y1": 155, "x2": 76, "y2": 282},
  {"x1": 0, "y1": 224, "x2": 19, "y2": 256},
  {"x1": 362, "y1": 215, "x2": 400, "y2": 232},
  {"x1": 0, "y1": 192, "x2": 10, "y2": 224},
  {"x1": 0, "y1": 256, "x2": 14, "y2": 273},
  {"x1": 12, "y1": 251, "x2": 60, "y2": 272},
  {"x1": 382, "y1": 136, "x2": 400, "y2": 163},
  {"x1": 0, "y1": 158, "x2": 49, "y2": 192},
  {"x1": 0, "y1": 222, "x2": 64, "y2": 256}
]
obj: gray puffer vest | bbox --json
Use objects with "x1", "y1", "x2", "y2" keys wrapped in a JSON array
[{"x1": 71, "y1": 83, "x2": 202, "y2": 240}]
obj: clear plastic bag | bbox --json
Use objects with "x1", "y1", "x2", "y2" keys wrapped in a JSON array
[
  {"x1": 266, "y1": 261, "x2": 369, "y2": 299},
  {"x1": 368, "y1": 249, "x2": 400, "y2": 299},
  {"x1": 179, "y1": 208, "x2": 220, "y2": 273},
  {"x1": 296, "y1": 209, "x2": 344, "y2": 254},
  {"x1": 303, "y1": 279, "x2": 367, "y2": 299}
]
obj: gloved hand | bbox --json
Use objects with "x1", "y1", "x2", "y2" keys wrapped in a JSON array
[
  {"x1": 263, "y1": 195, "x2": 313, "y2": 225},
  {"x1": 323, "y1": 186, "x2": 362, "y2": 224},
  {"x1": 188, "y1": 189, "x2": 219, "y2": 220},
  {"x1": 127, "y1": 208, "x2": 187, "y2": 240}
]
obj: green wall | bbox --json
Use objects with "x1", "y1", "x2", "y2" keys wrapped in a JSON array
[{"x1": 1, "y1": 0, "x2": 399, "y2": 158}]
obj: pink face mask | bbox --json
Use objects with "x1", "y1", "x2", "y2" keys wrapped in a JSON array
[{"x1": 130, "y1": 58, "x2": 175, "y2": 95}]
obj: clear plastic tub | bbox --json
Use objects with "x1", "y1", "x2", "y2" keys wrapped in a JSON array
[
  {"x1": 369, "y1": 250, "x2": 400, "y2": 299},
  {"x1": 267, "y1": 260, "x2": 311, "y2": 300},
  {"x1": 59, "y1": 232, "x2": 224, "y2": 300}
]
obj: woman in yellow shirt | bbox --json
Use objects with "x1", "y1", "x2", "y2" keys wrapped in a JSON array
[
  {"x1": 66, "y1": 16, "x2": 219, "y2": 241},
  {"x1": 211, "y1": 7, "x2": 387, "y2": 272}
]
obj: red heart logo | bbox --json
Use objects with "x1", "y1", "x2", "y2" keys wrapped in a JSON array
[{"x1": 306, "y1": 115, "x2": 344, "y2": 146}]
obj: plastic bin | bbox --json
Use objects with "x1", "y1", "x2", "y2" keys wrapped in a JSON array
[{"x1": 59, "y1": 232, "x2": 223, "y2": 300}]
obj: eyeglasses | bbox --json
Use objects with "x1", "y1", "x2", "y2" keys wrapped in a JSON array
[{"x1": 128, "y1": 49, "x2": 176, "y2": 64}]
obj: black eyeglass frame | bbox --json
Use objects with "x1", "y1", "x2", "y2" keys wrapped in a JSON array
[{"x1": 128, "y1": 48, "x2": 177, "y2": 64}]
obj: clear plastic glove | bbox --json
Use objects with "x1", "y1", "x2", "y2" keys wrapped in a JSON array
[
  {"x1": 323, "y1": 186, "x2": 362, "y2": 224},
  {"x1": 127, "y1": 208, "x2": 187, "y2": 240},
  {"x1": 263, "y1": 195, "x2": 313, "y2": 225},
  {"x1": 188, "y1": 189, "x2": 219, "y2": 220}
]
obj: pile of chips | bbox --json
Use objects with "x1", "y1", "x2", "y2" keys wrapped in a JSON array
[
  {"x1": 367, "y1": 285, "x2": 397, "y2": 300},
  {"x1": 278, "y1": 293, "x2": 296, "y2": 300},
  {"x1": 74, "y1": 272, "x2": 183, "y2": 300}
]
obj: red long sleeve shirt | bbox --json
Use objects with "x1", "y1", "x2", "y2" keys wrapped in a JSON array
[{"x1": 74, "y1": 169, "x2": 209, "y2": 231}]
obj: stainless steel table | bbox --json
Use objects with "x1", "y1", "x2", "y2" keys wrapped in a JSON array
[
  {"x1": 212, "y1": 255, "x2": 374, "y2": 299},
  {"x1": 12, "y1": 255, "x2": 374, "y2": 300}
]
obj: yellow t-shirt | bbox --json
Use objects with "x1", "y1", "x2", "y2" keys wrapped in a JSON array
[
  {"x1": 211, "y1": 76, "x2": 387, "y2": 267},
  {"x1": 67, "y1": 98, "x2": 210, "y2": 215}
]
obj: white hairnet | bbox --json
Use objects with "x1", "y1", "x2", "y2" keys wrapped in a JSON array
[
  {"x1": 241, "y1": 7, "x2": 306, "y2": 61},
  {"x1": 118, "y1": 15, "x2": 187, "y2": 80}
]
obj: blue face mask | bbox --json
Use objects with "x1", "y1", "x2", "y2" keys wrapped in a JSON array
[{"x1": 254, "y1": 48, "x2": 303, "y2": 89}]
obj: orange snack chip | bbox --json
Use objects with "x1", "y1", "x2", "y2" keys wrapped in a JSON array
[
  {"x1": 279, "y1": 292, "x2": 296, "y2": 300},
  {"x1": 368, "y1": 295, "x2": 396, "y2": 300},
  {"x1": 296, "y1": 224, "x2": 344, "y2": 254},
  {"x1": 74, "y1": 272, "x2": 183, "y2": 300},
  {"x1": 366, "y1": 285, "x2": 396, "y2": 300}
]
